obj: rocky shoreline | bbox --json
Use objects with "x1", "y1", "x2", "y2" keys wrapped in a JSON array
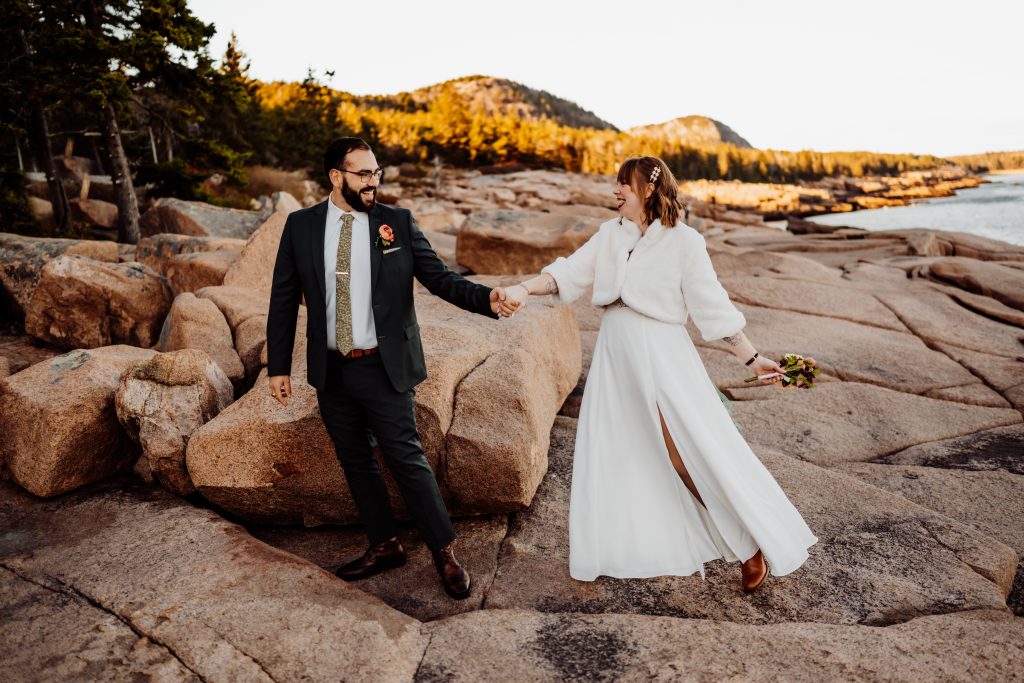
[
  {"x1": 24, "y1": 158, "x2": 985, "y2": 238},
  {"x1": 679, "y1": 165, "x2": 984, "y2": 220},
  {"x1": 1, "y1": 168, "x2": 1023, "y2": 681}
]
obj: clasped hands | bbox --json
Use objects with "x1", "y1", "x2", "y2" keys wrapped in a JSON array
[{"x1": 490, "y1": 284, "x2": 530, "y2": 318}]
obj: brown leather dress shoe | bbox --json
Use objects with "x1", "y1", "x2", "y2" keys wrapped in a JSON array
[
  {"x1": 335, "y1": 538, "x2": 406, "y2": 581},
  {"x1": 741, "y1": 549, "x2": 768, "y2": 593},
  {"x1": 432, "y1": 541, "x2": 471, "y2": 599}
]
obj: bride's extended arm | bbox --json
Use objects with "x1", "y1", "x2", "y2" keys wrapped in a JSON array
[
  {"x1": 720, "y1": 330, "x2": 757, "y2": 362},
  {"x1": 499, "y1": 225, "x2": 604, "y2": 316},
  {"x1": 520, "y1": 273, "x2": 558, "y2": 295},
  {"x1": 498, "y1": 274, "x2": 557, "y2": 315},
  {"x1": 679, "y1": 230, "x2": 783, "y2": 381},
  {"x1": 721, "y1": 331, "x2": 784, "y2": 381}
]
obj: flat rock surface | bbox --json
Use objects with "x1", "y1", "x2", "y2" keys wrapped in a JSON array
[
  {"x1": 927, "y1": 257, "x2": 1024, "y2": 311},
  {"x1": 482, "y1": 418, "x2": 1017, "y2": 625},
  {"x1": 0, "y1": 478, "x2": 425, "y2": 682},
  {"x1": 923, "y1": 381, "x2": 1011, "y2": 408},
  {"x1": 2, "y1": 569, "x2": 198, "y2": 682},
  {"x1": 709, "y1": 249, "x2": 845, "y2": 283},
  {"x1": 870, "y1": 228, "x2": 1024, "y2": 262},
  {"x1": 248, "y1": 514, "x2": 509, "y2": 622},
  {"x1": 874, "y1": 423, "x2": 1024, "y2": 474},
  {"x1": 872, "y1": 284, "x2": 1024, "y2": 359},
  {"x1": 419, "y1": 608, "x2": 1024, "y2": 683},
  {"x1": 729, "y1": 382, "x2": 1021, "y2": 466},
  {"x1": 706, "y1": 303, "x2": 977, "y2": 395},
  {"x1": 721, "y1": 274, "x2": 905, "y2": 330},
  {"x1": 931, "y1": 342, "x2": 1024, "y2": 411},
  {"x1": 932, "y1": 280, "x2": 1024, "y2": 328},
  {"x1": 838, "y1": 463, "x2": 1024, "y2": 556},
  {"x1": 720, "y1": 232, "x2": 912, "y2": 269}
]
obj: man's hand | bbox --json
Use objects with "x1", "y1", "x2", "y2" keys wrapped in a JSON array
[
  {"x1": 269, "y1": 375, "x2": 292, "y2": 406},
  {"x1": 490, "y1": 287, "x2": 520, "y2": 318}
]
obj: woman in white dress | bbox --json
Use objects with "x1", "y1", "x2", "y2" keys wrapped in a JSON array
[{"x1": 500, "y1": 156, "x2": 818, "y2": 592}]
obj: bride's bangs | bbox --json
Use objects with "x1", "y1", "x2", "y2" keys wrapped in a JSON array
[{"x1": 616, "y1": 159, "x2": 641, "y2": 187}]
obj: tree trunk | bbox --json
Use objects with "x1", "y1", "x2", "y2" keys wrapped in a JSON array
[
  {"x1": 82, "y1": 0, "x2": 140, "y2": 243},
  {"x1": 26, "y1": 101, "x2": 71, "y2": 232},
  {"x1": 163, "y1": 125, "x2": 174, "y2": 162},
  {"x1": 18, "y1": 28, "x2": 70, "y2": 231},
  {"x1": 100, "y1": 103, "x2": 140, "y2": 243}
]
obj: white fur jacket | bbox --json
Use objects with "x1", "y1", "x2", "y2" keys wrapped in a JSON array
[{"x1": 541, "y1": 217, "x2": 746, "y2": 341}]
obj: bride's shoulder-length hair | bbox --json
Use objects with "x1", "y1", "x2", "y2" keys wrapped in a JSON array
[{"x1": 616, "y1": 156, "x2": 684, "y2": 228}]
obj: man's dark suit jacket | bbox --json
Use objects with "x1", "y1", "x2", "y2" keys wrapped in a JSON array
[{"x1": 266, "y1": 200, "x2": 496, "y2": 392}]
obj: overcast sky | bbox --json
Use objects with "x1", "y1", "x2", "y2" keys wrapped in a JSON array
[{"x1": 189, "y1": 0, "x2": 1023, "y2": 157}]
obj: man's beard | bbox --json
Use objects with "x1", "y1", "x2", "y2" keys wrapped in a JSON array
[{"x1": 341, "y1": 181, "x2": 376, "y2": 212}]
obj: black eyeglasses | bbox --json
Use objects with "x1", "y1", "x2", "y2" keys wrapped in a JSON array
[{"x1": 336, "y1": 167, "x2": 384, "y2": 184}]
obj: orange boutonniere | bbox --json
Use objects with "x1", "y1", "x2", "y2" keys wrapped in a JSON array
[{"x1": 375, "y1": 224, "x2": 394, "y2": 249}]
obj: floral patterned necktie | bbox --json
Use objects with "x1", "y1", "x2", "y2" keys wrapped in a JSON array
[{"x1": 335, "y1": 213, "x2": 354, "y2": 354}]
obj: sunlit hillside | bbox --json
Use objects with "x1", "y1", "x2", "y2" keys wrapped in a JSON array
[
  {"x1": 946, "y1": 150, "x2": 1024, "y2": 172},
  {"x1": 254, "y1": 75, "x2": 947, "y2": 182},
  {"x1": 628, "y1": 116, "x2": 753, "y2": 149}
]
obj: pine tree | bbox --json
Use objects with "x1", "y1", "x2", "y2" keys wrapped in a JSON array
[
  {"x1": 38, "y1": 0, "x2": 220, "y2": 242},
  {"x1": 1, "y1": 1, "x2": 72, "y2": 233}
]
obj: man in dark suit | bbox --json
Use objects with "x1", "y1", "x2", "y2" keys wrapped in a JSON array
[{"x1": 266, "y1": 137, "x2": 513, "y2": 599}]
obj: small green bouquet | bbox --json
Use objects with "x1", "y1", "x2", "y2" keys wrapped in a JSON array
[{"x1": 744, "y1": 353, "x2": 820, "y2": 389}]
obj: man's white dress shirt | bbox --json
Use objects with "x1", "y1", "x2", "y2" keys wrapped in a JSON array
[{"x1": 324, "y1": 196, "x2": 378, "y2": 351}]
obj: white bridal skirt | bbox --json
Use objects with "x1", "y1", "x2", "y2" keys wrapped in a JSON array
[{"x1": 568, "y1": 305, "x2": 819, "y2": 581}]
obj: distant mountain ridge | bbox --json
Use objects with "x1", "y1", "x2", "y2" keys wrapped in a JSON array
[
  {"x1": 359, "y1": 77, "x2": 755, "y2": 148},
  {"x1": 628, "y1": 116, "x2": 753, "y2": 148},
  {"x1": 267, "y1": 74, "x2": 757, "y2": 148},
  {"x1": 357, "y1": 75, "x2": 619, "y2": 132},
  {"x1": 254, "y1": 74, "x2": 944, "y2": 181}
]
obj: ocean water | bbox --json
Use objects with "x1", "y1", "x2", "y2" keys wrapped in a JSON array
[{"x1": 805, "y1": 172, "x2": 1024, "y2": 246}]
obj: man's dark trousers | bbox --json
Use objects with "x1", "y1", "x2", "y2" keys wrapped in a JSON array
[{"x1": 317, "y1": 350, "x2": 453, "y2": 551}]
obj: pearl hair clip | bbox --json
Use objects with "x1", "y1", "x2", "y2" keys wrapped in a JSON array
[{"x1": 649, "y1": 166, "x2": 661, "y2": 183}]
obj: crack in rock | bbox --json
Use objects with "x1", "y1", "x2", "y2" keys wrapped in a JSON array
[
  {"x1": 198, "y1": 619, "x2": 277, "y2": 682},
  {"x1": 479, "y1": 512, "x2": 515, "y2": 611},
  {"x1": 729, "y1": 292, "x2": 906, "y2": 333},
  {"x1": 0, "y1": 562, "x2": 209, "y2": 683},
  {"x1": 441, "y1": 353, "x2": 493, "y2": 504},
  {"x1": 917, "y1": 520, "x2": 1003, "y2": 590},
  {"x1": 412, "y1": 629, "x2": 436, "y2": 682},
  {"x1": 873, "y1": 293, "x2": 1018, "y2": 408}
]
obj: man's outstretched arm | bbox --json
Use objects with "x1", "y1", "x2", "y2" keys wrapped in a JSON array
[{"x1": 409, "y1": 213, "x2": 507, "y2": 317}]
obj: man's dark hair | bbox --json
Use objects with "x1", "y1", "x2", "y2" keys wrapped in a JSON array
[{"x1": 323, "y1": 137, "x2": 372, "y2": 179}]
